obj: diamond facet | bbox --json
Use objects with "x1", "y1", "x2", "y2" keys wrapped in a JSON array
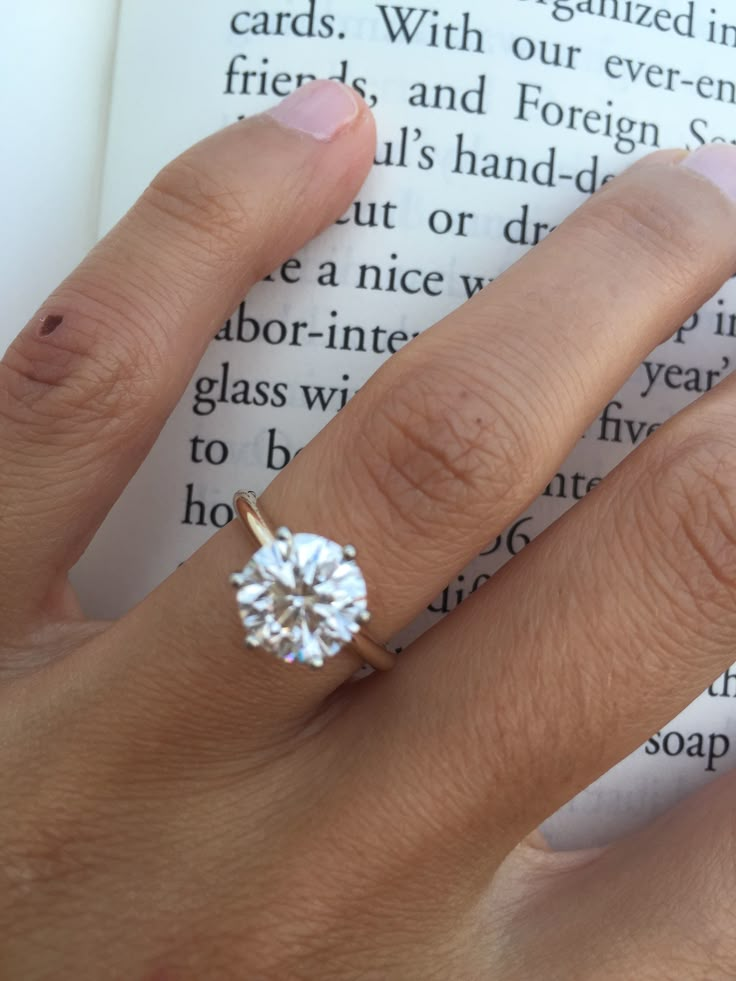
[{"x1": 232, "y1": 531, "x2": 368, "y2": 667}]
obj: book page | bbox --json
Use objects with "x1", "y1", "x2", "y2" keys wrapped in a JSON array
[
  {"x1": 0, "y1": 0, "x2": 121, "y2": 339},
  {"x1": 75, "y1": 0, "x2": 736, "y2": 848}
]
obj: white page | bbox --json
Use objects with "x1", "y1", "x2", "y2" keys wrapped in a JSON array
[
  {"x1": 0, "y1": 1, "x2": 121, "y2": 341},
  {"x1": 75, "y1": 0, "x2": 736, "y2": 848}
]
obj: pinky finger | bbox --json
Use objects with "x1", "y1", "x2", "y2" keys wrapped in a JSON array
[{"x1": 0, "y1": 82, "x2": 375, "y2": 632}]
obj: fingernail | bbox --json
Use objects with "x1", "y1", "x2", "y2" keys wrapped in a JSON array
[
  {"x1": 266, "y1": 80, "x2": 360, "y2": 142},
  {"x1": 680, "y1": 144, "x2": 736, "y2": 203}
]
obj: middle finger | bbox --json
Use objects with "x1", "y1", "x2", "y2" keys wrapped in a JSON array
[{"x1": 129, "y1": 145, "x2": 736, "y2": 724}]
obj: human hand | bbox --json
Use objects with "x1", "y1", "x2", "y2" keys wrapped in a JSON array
[{"x1": 3, "y1": 79, "x2": 736, "y2": 980}]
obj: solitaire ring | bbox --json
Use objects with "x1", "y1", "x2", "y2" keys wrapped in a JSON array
[{"x1": 229, "y1": 490, "x2": 396, "y2": 671}]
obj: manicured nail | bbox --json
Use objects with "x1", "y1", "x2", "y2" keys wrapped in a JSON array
[
  {"x1": 266, "y1": 80, "x2": 360, "y2": 142},
  {"x1": 680, "y1": 144, "x2": 736, "y2": 203}
]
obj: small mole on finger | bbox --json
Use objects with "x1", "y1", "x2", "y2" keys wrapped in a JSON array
[{"x1": 39, "y1": 314, "x2": 64, "y2": 336}]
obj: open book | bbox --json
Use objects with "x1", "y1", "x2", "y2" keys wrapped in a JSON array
[{"x1": 4, "y1": 0, "x2": 736, "y2": 850}]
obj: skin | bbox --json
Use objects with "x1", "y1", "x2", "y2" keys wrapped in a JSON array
[{"x1": 2, "y1": 79, "x2": 736, "y2": 979}]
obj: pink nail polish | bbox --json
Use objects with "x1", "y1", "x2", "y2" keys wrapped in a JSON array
[
  {"x1": 266, "y1": 80, "x2": 360, "y2": 142},
  {"x1": 680, "y1": 144, "x2": 736, "y2": 203}
]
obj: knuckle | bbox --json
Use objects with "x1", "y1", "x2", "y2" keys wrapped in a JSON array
[
  {"x1": 142, "y1": 154, "x2": 255, "y2": 269},
  {"x1": 642, "y1": 427, "x2": 736, "y2": 616},
  {"x1": 0, "y1": 283, "x2": 162, "y2": 439},
  {"x1": 356, "y1": 357, "x2": 539, "y2": 534},
  {"x1": 579, "y1": 174, "x2": 705, "y2": 289}
]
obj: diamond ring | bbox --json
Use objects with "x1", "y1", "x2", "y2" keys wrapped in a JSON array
[{"x1": 229, "y1": 490, "x2": 396, "y2": 671}]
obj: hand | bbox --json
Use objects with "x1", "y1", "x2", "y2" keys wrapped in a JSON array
[{"x1": 2, "y1": 78, "x2": 736, "y2": 980}]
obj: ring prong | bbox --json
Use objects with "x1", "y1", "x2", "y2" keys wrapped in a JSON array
[
  {"x1": 358, "y1": 610, "x2": 371, "y2": 624},
  {"x1": 343, "y1": 544, "x2": 357, "y2": 560},
  {"x1": 275, "y1": 526, "x2": 293, "y2": 557},
  {"x1": 245, "y1": 635, "x2": 260, "y2": 649},
  {"x1": 230, "y1": 572, "x2": 245, "y2": 588}
]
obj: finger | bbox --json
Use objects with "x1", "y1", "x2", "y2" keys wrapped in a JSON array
[
  {"x1": 351, "y1": 360, "x2": 736, "y2": 862},
  {"x1": 125, "y1": 145, "x2": 736, "y2": 729},
  {"x1": 0, "y1": 80, "x2": 375, "y2": 627}
]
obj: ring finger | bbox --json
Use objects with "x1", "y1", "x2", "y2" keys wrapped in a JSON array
[{"x1": 121, "y1": 144, "x2": 736, "y2": 736}]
